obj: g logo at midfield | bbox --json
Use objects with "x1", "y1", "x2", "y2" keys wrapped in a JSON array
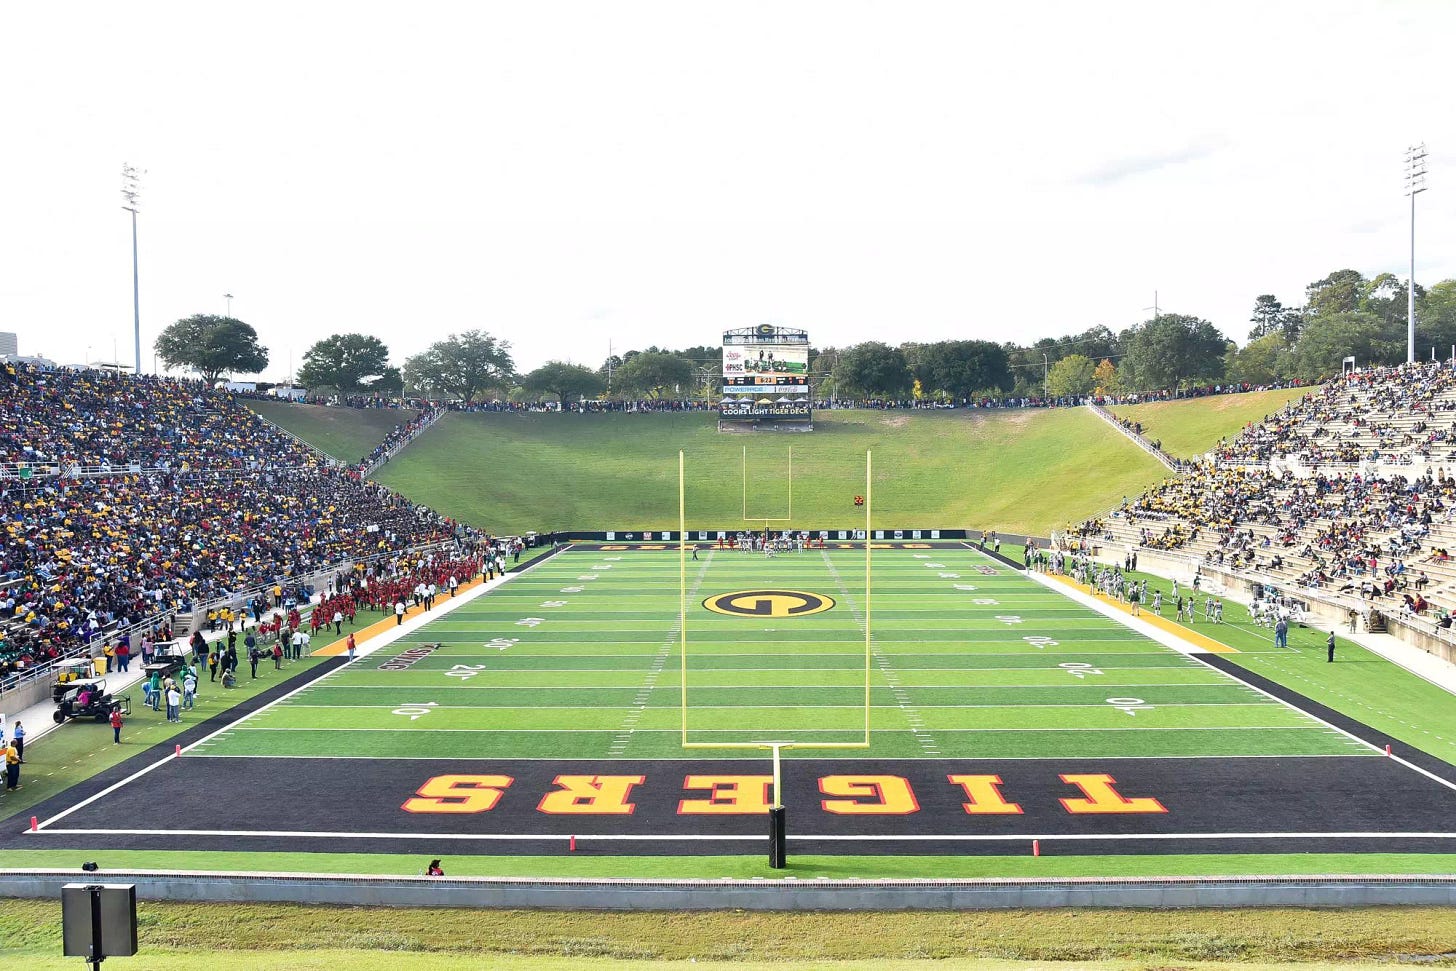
[{"x1": 703, "y1": 590, "x2": 835, "y2": 618}]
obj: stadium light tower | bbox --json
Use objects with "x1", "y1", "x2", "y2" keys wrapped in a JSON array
[
  {"x1": 1405, "y1": 144, "x2": 1428, "y2": 364},
  {"x1": 121, "y1": 164, "x2": 145, "y2": 375},
  {"x1": 224, "y1": 292, "x2": 234, "y2": 318}
]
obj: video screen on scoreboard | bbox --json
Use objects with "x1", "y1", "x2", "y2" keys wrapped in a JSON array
[{"x1": 722, "y1": 344, "x2": 809, "y2": 381}]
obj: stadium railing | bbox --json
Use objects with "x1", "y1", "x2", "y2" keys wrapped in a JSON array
[
  {"x1": 1084, "y1": 403, "x2": 1188, "y2": 472},
  {"x1": 247, "y1": 412, "x2": 341, "y2": 467},
  {"x1": 359, "y1": 407, "x2": 447, "y2": 477}
]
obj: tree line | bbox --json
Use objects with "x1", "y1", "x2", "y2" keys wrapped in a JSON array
[{"x1": 149, "y1": 266, "x2": 1456, "y2": 402}]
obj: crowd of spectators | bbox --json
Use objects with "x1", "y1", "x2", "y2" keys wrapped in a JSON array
[
  {"x1": 1, "y1": 362, "x2": 321, "y2": 473},
  {"x1": 0, "y1": 364, "x2": 488, "y2": 681},
  {"x1": 1213, "y1": 362, "x2": 1456, "y2": 468},
  {"x1": 1090, "y1": 362, "x2": 1456, "y2": 628}
]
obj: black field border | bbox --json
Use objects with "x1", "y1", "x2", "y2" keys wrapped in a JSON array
[
  {"x1": 0, "y1": 656, "x2": 350, "y2": 834},
  {"x1": 1196, "y1": 653, "x2": 1456, "y2": 786}
]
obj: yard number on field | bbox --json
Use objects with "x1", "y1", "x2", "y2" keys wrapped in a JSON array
[
  {"x1": 1106, "y1": 697, "x2": 1153, "y2": 716},
  {"x1": 393, "y1": 702, "x2": 438, "y2": 721},
  {"x1": 1024, "y1": 636, "x2": 1058, "y2": 649},
  {"x1": 1059, "y1": 662, "x2": 1103, "y2": 677},
  {"x1": 446, "y1": 664, "x2": 487, "y2": 681}
]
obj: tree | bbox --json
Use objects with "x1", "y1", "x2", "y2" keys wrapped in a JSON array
[
  {"x1": 1045, "y1": 354, "x2": 1096, "y2": 397},
  {"x1": 1291, "y1": 311, "x2": 1400, "y2": 378},
  {"x1": 154, "y1": 315, "x2": 269, "y2": 384},
  {"x1": 402, "y1": 330, "x2": 514, "y2": 402},
  {"x1": 296, "y1": 333, "x2": 397, "y2": 393},
  {"x1": 1118, "y1": 314, "x2": 1229, "y2": 392},
  {"x1": 1092, "y1": 358, "x2": 1122, "y2": 395},
  {"x1": 917, "y1": 340, "x2": 1012, "y2": 398},
  {"x1": 1419, "y1": 279, "x2": 1456, "y2": 350},
  {"x1": 614, "y1": 351, "x2": 694, "y2": 398},
  {"x1": 1224, "y1": 333, "x2": 1290, "y2": 386},
  {"x1": 521, "y1": 361, "x2": 606, "y2": 404},
  {"x1": 1248, "y1": 295, "x2": 1284, "y2": 341},
  {"x1": 832, "y1": 342, "x2": 911, "y2": 399},
  {"x1": 1305, "y1": 269, "x2": 1365, "y2": 317}
]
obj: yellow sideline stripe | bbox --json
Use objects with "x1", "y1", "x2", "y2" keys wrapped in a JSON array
[
  {"x1": 309, "y1": 575, "x2": 487, "y2": 657},
  {"x1": 1046, "y1": 573, "x2": 1239, "y2": 654}
]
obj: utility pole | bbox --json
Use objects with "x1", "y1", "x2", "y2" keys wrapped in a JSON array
[
  {"x1": 1144, "y1": 291, "x2": 1160, "y2": 321},
  {"x1": 121, "y1": 164, "x2": 145, "y2": 375},
  {"x1": 1405, "y1": 144, "x2": 1428, "y2": 364},
  {"x1": 224, "y1": 293, "x2": 234, "y2": 318}
]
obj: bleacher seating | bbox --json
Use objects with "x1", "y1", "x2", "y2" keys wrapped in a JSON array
[
  {"x1": 1088, "y1": 362, "x2": 1456, "y2": 631},
  {"x1": 0, "y1": 361, "x2": 481, "y2": 676}
]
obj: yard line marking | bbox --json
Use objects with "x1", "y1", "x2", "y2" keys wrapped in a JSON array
[
  {"x1": 823, "y1": 548, "x2": 939, "y2": 756},
  {"x1": 615, "y1": 548, "x2": 714, "y2": 755},
  {"x1": 221, "y1": 725, "x2": 1343, "y2": 733},
  {"x1": 181, "y1": 751, "x2": 1372, "y2": 761},
  {"x1": 273, "y1": 701, "x2": 1292, "y2": 711}
]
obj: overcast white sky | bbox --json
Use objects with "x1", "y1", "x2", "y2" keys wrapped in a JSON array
[{"x1": 3, "y1": 0, "x2": 1454, "y2": 380}]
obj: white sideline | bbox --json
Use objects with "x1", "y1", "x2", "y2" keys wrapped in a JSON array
[{"x1": 26, "y1": 827, "x2": 1456, "y2": 842}]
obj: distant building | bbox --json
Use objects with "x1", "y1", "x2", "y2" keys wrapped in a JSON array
[{"x1": 0, "y1": 332, "x2": 16, "y2": 357}]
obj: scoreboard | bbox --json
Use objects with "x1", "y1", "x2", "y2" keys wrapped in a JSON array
[{"x1": 720, "y1": 325, "x2": 812, "y2": 428}]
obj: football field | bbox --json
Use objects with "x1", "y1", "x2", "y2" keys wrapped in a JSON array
[
  {"x1": 192, "y1": 544, "x2": 1367, "y2": 761},
  {"x1": 21, "y1": 543, "x2": 1456, "y2": 860}
]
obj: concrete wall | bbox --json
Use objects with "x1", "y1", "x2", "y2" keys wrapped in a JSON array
[
  {"x1": 1383, "y1": 615, "x2": 1456, "y2": 665},
  {"x1": 0, "y1": 672, "x2": 60, "y2": 715},
  {"x1": 2, "y1": 871, "x2": 1455, "y2": 910}
]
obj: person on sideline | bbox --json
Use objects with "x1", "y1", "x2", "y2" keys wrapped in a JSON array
[
  {"x1": 10, "y1": 720, "x2": 24, "y2": 763},
  {"x1": 110, "y1": 707, "x2": 124, "y2": 744},
  {"x1": 3, "y1": 738, "x2": 20, "y2": 791}
]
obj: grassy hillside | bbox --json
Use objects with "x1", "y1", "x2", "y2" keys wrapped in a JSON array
[
  {"x1": 371, "y1": 408, "x2": 1168, "y2": 535},
  {"x1": 245, "y1": 400, "x2": 419, "y2": 463},
  {"x1": 1107, "y1": 386, "x2": 1314, "y2": 458}
]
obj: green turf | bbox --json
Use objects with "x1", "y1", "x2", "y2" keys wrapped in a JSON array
[
  {"x1": 197, "y1": 547, "x2": 1362, "y2": 762},
  {"x1": 1106, "y1": 386, "x2": 1316, "y2": 458},
  {"x1": 1084, "y1": 559, "x2": 1456, "y2": 766},
  {"x1": 369, "y1": 409, "x2": 1168, "y2": 535},
  {"x1": 244, "y1": 400, "x2": 420, "y2": 463},
  {"x1": 0, "y1": 656, "x2": 326, "y2": 826}
]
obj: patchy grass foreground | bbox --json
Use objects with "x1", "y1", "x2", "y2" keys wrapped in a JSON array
[{"x1": 3, "y1": 901, "x2": 1456, "y2": 967}]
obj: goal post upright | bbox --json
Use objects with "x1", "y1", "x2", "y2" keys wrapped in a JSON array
[{"x1": 742, "y1": 443, "x2": 794, "y2": 532}]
